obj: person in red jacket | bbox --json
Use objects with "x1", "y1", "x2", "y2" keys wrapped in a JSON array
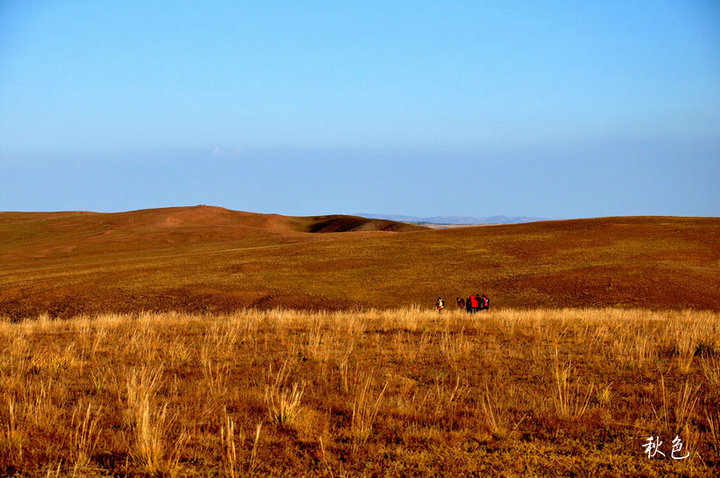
[
  {"x1": 480, "y1": 294, "x2": 490, "y2": 311},
  {"x1": 468, "y1": 294, "x2": 479, "y2": 313}
]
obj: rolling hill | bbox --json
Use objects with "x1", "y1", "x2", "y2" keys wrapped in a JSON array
[
  {"x1": 1, "y1": 206, "x2": 719, "y2": 318},
  {"x1": 357, "y1": 213, "x2": 547, "y2": 225}
]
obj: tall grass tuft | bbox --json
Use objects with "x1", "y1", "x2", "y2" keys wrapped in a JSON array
[
  {"x1": 70, "y1": 402, "x2": 101, "y2": 474},
  {"x1": 440, "y1": 326, "x2": 473, "y2": 365},
  {"x1": 220, "y1": 409, "x2": 241, "y2": 478},
  {"x1": 202, "y1": 361, "x2": 229, "y2": 396},
  {"x1": 2, "y1": 398, "x2": 22, "y2": 461},
  {"x1": 131, "y1": 399, "x2": 185, "y2": 476},
  {"x1": 479, "y1": 383, "x2": 505, "y2": 438},
  {"x1": 706, "y1": 407, "x2": 720, "y2": 454},
  {"x1": 351, "y1": 375, "x2": 388, "y2": 448},
  {"x1": 264, "y1": 362, "x2": 305, "y2": 426},
  {"x1": 553, "y1": 354, "x2": 594, "y2": 420},
  {"x1": 125, "y1": 365, "x2": 185, "y2": 476},
  {"x1": 248, "y1": 422, "x2": 263, "y2": 474},
  {"x1": 674, "y1": 380, "x2": 699, "y2": 434},
  {"x1": 701, "y1": 355, "x2": 720, "y2": 388}
]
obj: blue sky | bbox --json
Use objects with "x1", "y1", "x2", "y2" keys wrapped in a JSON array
[{"x1": 1, "y1": 1, "x2": 719, "y2": 218}]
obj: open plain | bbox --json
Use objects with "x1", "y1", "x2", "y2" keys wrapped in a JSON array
[{"x1": 1, "y1": 206, "x2": 719, "y2": 475}]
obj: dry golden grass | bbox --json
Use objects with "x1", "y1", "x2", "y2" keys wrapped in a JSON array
[{"x1": 0, "y1": 308, "x2": 718, "y2": 475}]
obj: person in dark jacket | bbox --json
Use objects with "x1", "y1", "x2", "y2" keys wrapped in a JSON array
[{"x1": 480, "y1": 294, "x2": 490, "y2": 310}]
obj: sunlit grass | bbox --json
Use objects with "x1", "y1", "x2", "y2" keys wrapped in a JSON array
[{"x1": 0, "y1": 308, "x2": 718, "y2": 475}]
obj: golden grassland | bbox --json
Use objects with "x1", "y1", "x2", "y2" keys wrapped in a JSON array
[{"x1": 1, "y1": 308, "x2": 719, "y2": 476}]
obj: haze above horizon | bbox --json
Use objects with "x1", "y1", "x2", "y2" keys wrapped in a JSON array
[{"x1": 1, "y1": 1, "x2": 719, "y2": 219}]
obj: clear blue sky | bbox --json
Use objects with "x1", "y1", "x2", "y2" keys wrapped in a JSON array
[{"x1": 1, "y1": 1, "x2": 719, "y2": 218}]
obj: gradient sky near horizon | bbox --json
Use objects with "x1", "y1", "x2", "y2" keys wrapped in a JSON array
[{"x1": 1, "y1": 1, "x2": 719, "y2": 218}]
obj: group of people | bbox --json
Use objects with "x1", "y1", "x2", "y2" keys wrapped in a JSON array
[{"x1": 435, "y1": 294, "x2": 490, "y2": 313}]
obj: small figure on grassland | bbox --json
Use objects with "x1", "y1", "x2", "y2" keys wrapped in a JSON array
[
  {"x1": 467, "y1": 294, "x2": 479, "y2": 313},
  {"x1": 456, "y1": 297, "x2": 465, "y2": 309},
  {"x1": 436, "y1": 297, "x2": 445, "y2": 312},
  {"x1": 480, "y1": 294, "x2": 490, "y2": 311}
]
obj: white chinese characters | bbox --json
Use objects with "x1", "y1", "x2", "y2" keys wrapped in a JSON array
[
  {"x1": 642, "y1": 435, "x2": 689, "y2": 460},
  {"x1": 670, "y1": 435, "x2": 689, "y2": 460}
]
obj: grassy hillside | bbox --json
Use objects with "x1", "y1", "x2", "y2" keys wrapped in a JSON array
[{"x1": 1, "y1": 206, "x2": 719, "y2": 318}]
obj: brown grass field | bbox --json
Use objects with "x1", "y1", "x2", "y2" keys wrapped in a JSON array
[
  {"x1": 0, "y1": 308, "x2": 719, "y2": 476},
  {"x1": 1, "y1": 206, "x2": 719, "y2": 475}
]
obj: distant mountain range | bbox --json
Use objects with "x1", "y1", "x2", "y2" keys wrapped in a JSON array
[{"x1": 356, "y1": 213, "x2": 548, "y2": 225}]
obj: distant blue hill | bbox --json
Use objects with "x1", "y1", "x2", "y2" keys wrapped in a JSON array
[{"x1": 356, "y1": 213, "x2": 548, "y2": 225}]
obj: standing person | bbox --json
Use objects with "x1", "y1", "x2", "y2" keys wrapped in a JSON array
[
  {"x1": 456, "y1": 297, "x2": 465, "y2": 309},
  {"x1": 481, "y1": 294, "x2": 490, "y2": 311},
  {"x1": 466, "y1": 295, "x2": 473, "y2": 313},
  {"x1": 468, "y1": 294, "x2": 479, "y2": 313},
  {"x1": 436, "y1": 297, "x2": 444, "y2": 313}
]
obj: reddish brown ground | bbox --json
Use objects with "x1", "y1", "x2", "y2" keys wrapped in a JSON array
[{"x1": 1, "y1": 206, "x2": 719, "y2": 319}]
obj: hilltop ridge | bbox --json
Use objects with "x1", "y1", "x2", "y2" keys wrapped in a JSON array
[{"x1": 0, "y1": 206, "x2": 424, "y2": 261}]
